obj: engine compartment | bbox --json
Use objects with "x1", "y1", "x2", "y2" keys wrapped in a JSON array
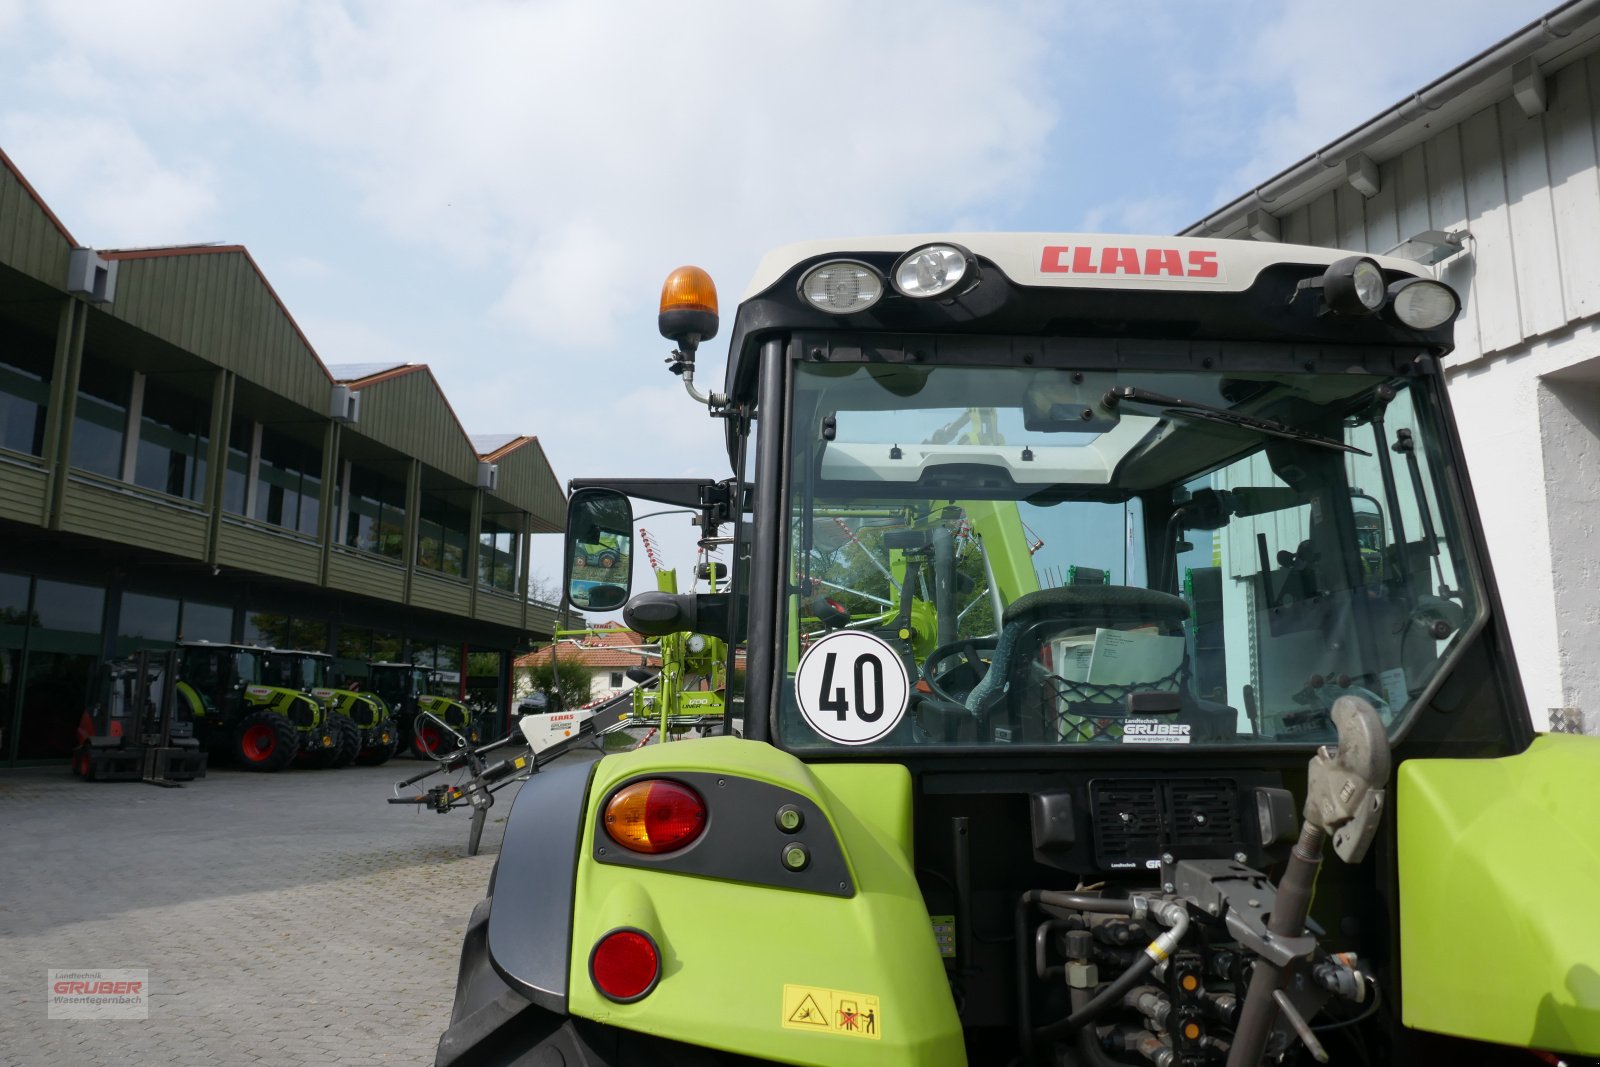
[{"x1": 911, "y1": 764, "x2": 1382, "y2": 1066}]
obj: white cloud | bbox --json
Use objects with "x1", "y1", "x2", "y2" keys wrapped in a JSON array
[
  {"x1": 1209, "y1": 0, "x2": 1555, "y2": 190},
  {"x1": 0, "y1": 115, "x2": 218, "y2": 246}
]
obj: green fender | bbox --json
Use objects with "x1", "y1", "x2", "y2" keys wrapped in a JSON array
[
  {"x1": 1399, "y1": 733, "x2": 1600, "y2": 1055},
  {"x1": 566, "y1": 737, "x2": 964, "y2": 1066}
]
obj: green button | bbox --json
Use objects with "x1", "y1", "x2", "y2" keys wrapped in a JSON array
[
  {"x1": 775, "y1": 805, "x2": 804, "y2": 833},
  {"x1": 782, "y1": 844, "x2": 810, "y2": 872}
]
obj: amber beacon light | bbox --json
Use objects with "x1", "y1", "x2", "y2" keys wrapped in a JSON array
[{"x1": 658, "y1": 265, "x2": 719, "y2": 350}]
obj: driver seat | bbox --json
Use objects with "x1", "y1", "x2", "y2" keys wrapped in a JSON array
[{"x1": 963, "y1": 585, "x2": 1193, "y2": 721}]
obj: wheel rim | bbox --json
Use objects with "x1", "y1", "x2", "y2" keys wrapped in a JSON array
[
  {"x1": 418, "y1": 725, "x2": 443, "y2": 754},
  {"x1": 241, "y1": 723, "x2": 277, "y2": 762}
]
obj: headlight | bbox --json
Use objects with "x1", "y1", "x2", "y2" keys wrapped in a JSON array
[
  {"x1": 891, "y1": 242, "x2": 976, "y2": 299},
  {"x1": 1386, "y1": 277, "x2": 1459, "y2": 329},
  {"x1": 1321, "y1": 256, "x2": 1386, "y2": 316},
  {"x1": 799, "y1": 260, "x2": 883, "y2": 314}
]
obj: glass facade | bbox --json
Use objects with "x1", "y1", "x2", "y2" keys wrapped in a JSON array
[
  {"x1": 7, "y1": 578, "x2": 104, "y2": 762},
  {"x1": 418, "y1": 492, "x2": 470, "y2": 578},
  {"x1": 69, "y1": 355, "x2": 131, "y2": 478},
  {"x1": 222, "y1": 415, "x2": 252, "y2": 514},
  {"x1": 479, "y1": 516, "x2": 518, "y2": 591},
  {"x1": 0, "y1": 319, "x2": 52, "y2": 457},
  {"x1": 255, "y1": 429, "x2": 321, "y2": 536},
  {"x1": 344, "y1": 464, "x2": 407, "y2": 559},
  {"x1": 133, "y1": 376, "x2": 210, "y2": 501}
]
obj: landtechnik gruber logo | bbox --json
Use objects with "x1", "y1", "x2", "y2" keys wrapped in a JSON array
[{"x1": 47, "y1": 969, "x2": 149, "y2": 1019}]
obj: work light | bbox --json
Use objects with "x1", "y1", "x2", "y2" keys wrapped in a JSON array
[
  {"x1": 891, "y1": 243, "x2": 975, "y2": 299},
  {"x1": 1321, "y1": 256, "x2": 1386, "y2": 316},
  {"x1": 799, "y1": 260, "x2": 884, "y2": 313},
  {"x1": 1386, "y1": 277, "x2": 1459, "y2": 329}
]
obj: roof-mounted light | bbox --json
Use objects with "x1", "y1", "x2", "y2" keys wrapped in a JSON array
[
  {"x1": 799, "y1": 260, "x2": 883, "y2": 314},
  {"x1": 658, "y1": 266, "x2": 719, "y2": 350},
  {"x1": 1386, "y1": 277, "x2": 1459, "y2": 329},
  {"x1": 891, "y1": 242, "x2": 977, "y2": 299},
  {"x1": 1321, "y1": 256, "x2": 1386, "y2": 316}
]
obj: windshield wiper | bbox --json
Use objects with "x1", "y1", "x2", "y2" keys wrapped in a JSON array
[{"x1": 1103, "y1": 386, "x2": 1370, "y2": 456}]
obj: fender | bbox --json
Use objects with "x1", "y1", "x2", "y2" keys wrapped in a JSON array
[
  {"x1": 1398, "y1": 733, "x2": 1600, "y2": 1055},
  {"x1": 485, "y1": 759, "x2": 598, "y2": 1010}
]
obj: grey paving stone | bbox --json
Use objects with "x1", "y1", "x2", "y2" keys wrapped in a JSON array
[{"x1": 0, "y1": 751, "x2": 602, "y2": 1066}]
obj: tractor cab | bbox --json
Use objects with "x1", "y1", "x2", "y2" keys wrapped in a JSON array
[
  {"x1": 176, "y1": 641, "x2": 336, "y2": 771},
  {"x1": 368, "y1": 661, "x2": 478, "y2": 755},
  {"x1": 439, "y1": 236, "x2": 1600, "y2": 1067},
  {"x1": 261, "y1": 649, "x2": 396, "y2": 767}
]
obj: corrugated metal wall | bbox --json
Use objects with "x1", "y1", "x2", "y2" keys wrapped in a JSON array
[
  {"x1": 104, "y1": 250, "x2": 331, "y2": 412},
  {"x1": 494, "y1": 439, "x2": 566, "y2": 533},
  {"x1": 349, "y1": 369, "x2": 477, "y2": 484},
  {"x1": 0, "y1": 156, "x2": 72, "y2": 288},
  {"x1": 1270, "y1": 52, "x2": 1600, "y2": 366}
]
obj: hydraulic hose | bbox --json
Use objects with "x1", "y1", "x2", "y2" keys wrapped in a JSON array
[
  {"x1": 1070, "y1": 988, "x2": 1128, "y2": 1067},
  {"x1": 1018, "y1": 891, "x2": 1133, "y2": 1063},
  {"x1": 1037, "y1": 901, "x2": 1190, "y2": 1041}
]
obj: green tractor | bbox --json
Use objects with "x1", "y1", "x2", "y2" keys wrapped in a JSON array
[
  {"x1": 436, "y1": 237, "x2": 1600, "y2": 1067},
  {"x1": 260, "y1": 649, "x2": 398, "y2": 767},
  {"x1": 368, "y1": 661, "x2": 482, "y2": 757},
  {"x1": 176, "y1": 641, "x2": 338, "y2": 772}
]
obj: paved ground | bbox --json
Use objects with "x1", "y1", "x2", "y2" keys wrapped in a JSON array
[{"x1": 0, "y1": 747, "x2": 603, "y2": 1067}]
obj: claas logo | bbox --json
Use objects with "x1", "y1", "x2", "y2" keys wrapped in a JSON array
[{"x1": 1041, "y1": 245, "x2": 1221, "y2": 280}]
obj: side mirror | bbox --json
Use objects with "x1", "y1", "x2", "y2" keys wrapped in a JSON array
[{"x1": 565, "y1": 487, "x2": 634, "y2": 610}]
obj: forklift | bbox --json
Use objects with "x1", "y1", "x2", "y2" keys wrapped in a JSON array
[{"x1": 73, "y1": 649, "x2": 206, "y2": 785}]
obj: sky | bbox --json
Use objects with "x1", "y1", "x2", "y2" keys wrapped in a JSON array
[{"x1": 0, "y1": 0, "x2": 1560, "y2": 598}]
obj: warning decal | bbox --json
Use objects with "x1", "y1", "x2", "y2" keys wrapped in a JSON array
[{"x1": 781, "y1": 984, "x2": 881, "y2": 1040}]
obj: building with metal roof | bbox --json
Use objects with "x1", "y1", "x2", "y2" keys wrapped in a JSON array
[
  {"x1": 1181, "y1": 0, "x2": 1600, "y2": 734},
  {"x1": 0, "y1": 145, "x2": 568, "y2": 765}
]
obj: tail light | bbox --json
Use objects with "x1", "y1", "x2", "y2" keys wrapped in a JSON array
[
  {"x1": 589, "y1": 928, "x2": 661, "y2": 1002},
  {"x1": 603, "y1": 779, "x2": 707, "y2": 854}
]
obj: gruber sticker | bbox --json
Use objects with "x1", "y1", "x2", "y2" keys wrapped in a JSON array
[
  {"x1": 794, "y1": 630, "x2": 909, "y2": 746},
  {"x1": 781, "y1": 984, "x2": 881, "y2": 1040},
  {"x1": 1120, "y1": 718, "x2": 1191, "y2": 745}
]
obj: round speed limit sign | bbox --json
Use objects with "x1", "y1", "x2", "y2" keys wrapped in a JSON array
[{"x1": 794, "y1": 630, "x2": 910, "y2": 745}]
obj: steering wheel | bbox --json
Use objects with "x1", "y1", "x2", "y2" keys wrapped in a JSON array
[{"x1": 921, "y1": 639, "x2": 994, "y2": 706}]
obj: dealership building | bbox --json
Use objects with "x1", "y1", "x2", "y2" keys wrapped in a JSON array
[
  {"x1": 1182, "y1": 0, "x2": 1600, "y2": 734},
  {"x1": 0, "y1": 146, "x2": 568, "y2": 765}
]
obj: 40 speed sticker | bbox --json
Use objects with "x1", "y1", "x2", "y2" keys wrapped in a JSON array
[{"x1": 794, "y1": 630, "x2": 909, "y2": 745}]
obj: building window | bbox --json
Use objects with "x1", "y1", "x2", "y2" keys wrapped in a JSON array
[
  {"x1": 180, "y1": 600, "x2": 233, "y2": 643},
  {"x1": 479, "y1": 516, "x2": 518, "y2": 592},
  {"x1": 69, "y1": 354, "x2": 131, "y2": 478},
  {"x1": 344, "y1": 464, "x2": 407, "y2": 559},
  {"x1": 116, "y1": 591, "x2": 180, "y2": 654},
  {"x1": 418, "y1": 492, "x2": 470, "y2": 578},
  {"x1": 0, "y1": 319, "x2": 52, "y2": 457},
  {"x1": 244, "y1": 611, "x2": 327, "y2": 651},
  {"x1": 133, "y1": 376, "x2": 210, "y2": 501},
  {"x1": 609, "y1": 671, "x2": 623, "y2": 689},
  {"x1": 222, "y1": 416, "x2": 252, "y2": 515},
  {"x1": 255, "y1": 428, "x2": 321, "y2": 536}
]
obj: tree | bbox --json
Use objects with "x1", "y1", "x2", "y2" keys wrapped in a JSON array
[{"x1": 520, "y1": 657, "x2": 593, "y2": 712}]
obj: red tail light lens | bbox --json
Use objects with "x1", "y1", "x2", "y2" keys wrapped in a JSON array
[
  {"x1": 603, "y1": 779, "x2": 707, "y2": 854},
  {"x1": 590, "y1": 928, "x2": 660, "y2": 1002}
]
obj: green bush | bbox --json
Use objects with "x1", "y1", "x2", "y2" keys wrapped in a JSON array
[{"x1": 520, "y1": 659, "x2": 594, "y2": 712}]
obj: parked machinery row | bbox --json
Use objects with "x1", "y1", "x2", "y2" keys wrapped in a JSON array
[{"x1": 74, "y1": 640, "x2": 494, "y2": 777}]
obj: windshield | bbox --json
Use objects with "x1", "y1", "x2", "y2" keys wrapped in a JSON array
[{"x1": 780, "y1": 356, "x2": 1481, "y2": 751}]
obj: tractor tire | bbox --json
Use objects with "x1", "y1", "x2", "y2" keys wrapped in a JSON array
[
  {"x1": 355, "y1": 719, "x2": 399, "y2": 766},
  {"x1": 597, "y1": 551, "x2": 618, "y2": 569},
  {"x1": 330, "y1": 716, "x2": 361, "y2": 768},
  {"x1": 234, "y1": 711, "x2": 299, "y2": 772},
  {"x1": 413, "y1": 720, "x2": 447, "y2": 759}
]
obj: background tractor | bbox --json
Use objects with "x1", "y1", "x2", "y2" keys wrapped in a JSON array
[
  {"x1": 367, "y1": 661, "x2": 481, "y2": 757},
  {"x1": 176, "y1": 641, "x2": 337, "y2": 772},
  {"x1": 261, "y1": 649, "x2": 396, "y2": 767}
]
